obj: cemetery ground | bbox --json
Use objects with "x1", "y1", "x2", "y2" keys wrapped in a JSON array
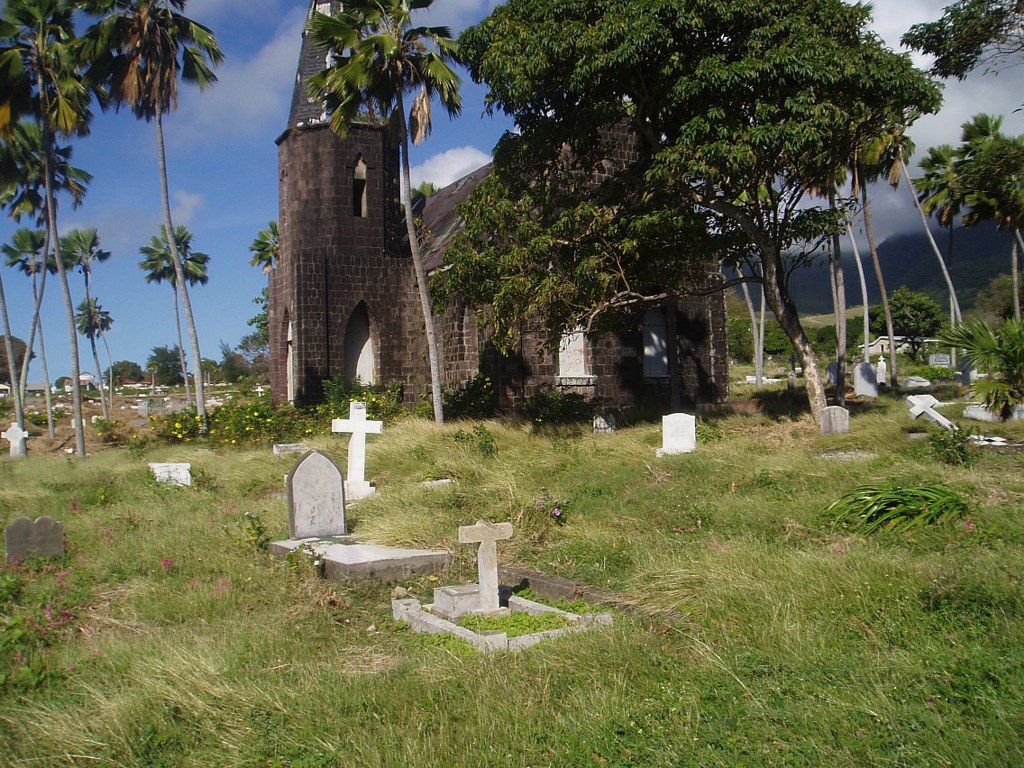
[{"x1": 2, "y1": 391, "x2": 1024, "y2": 766}]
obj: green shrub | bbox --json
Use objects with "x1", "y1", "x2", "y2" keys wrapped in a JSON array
[
  {"x1": 521, "y1": 387, "x2": 595, "y2": 426},
  {"x1": 443, "y1": 373, "x2": 496, "y2": 420},
  {"x1": 459, "y1": 610, "x2": 571, "y2": 637},
  {"x1": 319, "y1": 377, "x2": 405, "y2": 422},
  {"x1": 928, "y1": 425, "x2": 978, "y2": 466},
  {"x1": 907, "y1": 364, "x2": 957, "y2": 381},
  {"x1": 826, "y1": 482, "x2": 968, "y2": 534}
]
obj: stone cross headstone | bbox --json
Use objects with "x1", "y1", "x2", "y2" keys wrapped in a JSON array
[
  {"x1": 331, "y1": 401, "x2": 383, "y2": 500},
  {"x1": 853, "y1": 362, "x2": 878, "y2": 398},
  {"x1": 819, "y1": 405, "x2": 850, "y2": 435},
  {"x1": 458, "y1": 519, "x2": 514, "y2": 613},
  {"x1": 876, "y1": 356, "x2": 888, "y2": 387},
  {"x1": 148, "y1": 462, "x2": 192, "y2": 486},
  {"x1": 2, "y1": 422, "x2": 28, "y2": 458},
  {"x1": 5, "y1": 516, "x2": 64, "y2": 563},
  {"x1": 906, "y1": 394, "x2": 954, "y2": 430},
  {"x1": 286, "y1": 449, "x2": 346, "y2": 539},
  {"x1": 656, "y1": 413, "x2": 696, "y2": 456}
]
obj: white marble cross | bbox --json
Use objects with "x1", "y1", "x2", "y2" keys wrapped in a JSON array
[
  {"x1": 458, "y1": 519, "x2": 513, "y2": 613},
  {"x1": 331, "y1": 401, "x2": 383, "y2": 500},
  {"x1": 906, "y1": 394, "x2": 954, "y2": 430},
  {"x1": 2, "y1": 422, "x2": 28, "y2": 458}
]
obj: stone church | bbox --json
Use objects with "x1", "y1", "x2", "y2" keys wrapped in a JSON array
[{"x1": 268, "y1": 1, "x2": 730, "y2": 412}]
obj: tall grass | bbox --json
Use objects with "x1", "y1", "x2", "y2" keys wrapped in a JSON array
[{"x1": 1, "y1": 398, "x2": 1023, "y2": 765}]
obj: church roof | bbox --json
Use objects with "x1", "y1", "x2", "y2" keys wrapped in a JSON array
[
  {"x1": 418, "y1": 163, "x2": 491, "y2": 272},
  {"x1": 287, "y1": 1, "x2": 344, "y2": 130}
]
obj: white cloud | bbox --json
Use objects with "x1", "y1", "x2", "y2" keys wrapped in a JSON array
[
  {"x1": 409, "y1": 146, "x2": 490, "y2": 189},
  {"x1": 171, "y1": 9, "x2": 306, "y2": 146},
  {"x1": 412, "y1": 0, "x2": 500, "y2": 34},
  {"x1": 173, "y1": 191, "x2": 205, "y2": 226}
]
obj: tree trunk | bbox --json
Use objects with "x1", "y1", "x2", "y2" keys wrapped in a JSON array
[
  {"x1": 397, "y1": 93, "x2": 445, "y2": 425},
  {"x1": 860, "y1": 184, "x2": 898, "y2": 387},
  {"x1": 172, "y1": 286, "x2": 191, "y2": 403},
  {"x1": 665, "y1": 296, "x2": 681, "y2": 410},
  {"x1": 740, "y1": 279, "x2": 763, "y2": 385},
  {"x1": 847, "y1": 225, "x2": 871, "y2": 360},
  {"x1": 156, "y1": 110, "x2": 206, "y2": 426},
  {"x1": 829, "y1": 181, "x2": 847, "y2": 407},
  {"x1": 36, "y1": 315, "x2": 55, "y2": 439},
  {"x1": 101, "y1": 334, "x2": 114, "y2": 410},
  {"x1": 1012, "y1": 235, "x2": 1021, "y2": 322},
  {"x1": 0, "y1": 271, "x2": 24, "y2": 427},
  {"x1": 902, "y1": 160, "x2": 962, "y2": 323},
  {"x1": 88, "y1": 335, "x2": 107, "y2": 421}
]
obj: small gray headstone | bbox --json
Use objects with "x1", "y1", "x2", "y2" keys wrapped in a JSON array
[
  {"x1": 819, "y1": 405, "x2": 850, "y2": 435},
  {"x1": 853, "y1": 362, "x2": 878, "y2": 398},
  {"x1": 2, "y1": 422, "x2": 28, "y2": 458},
  {"x1": 959, "y1": 357, "x2": 976, "y2": 385},
  {"x1": 136, "y1": 400, "x2": 150, "y2": 417},
  {"x1": 656, "y1": 413, "x2": 696, "y2": 456},
  {"x1": 5, "y1": 516, "x2": 64, "y2": 563},
  {"x1": 149, "y1": 462, "x2": 192, "y2": 486},
  {"x1": 826, "y1": 362, "x2": 839, "y2": 387},
  {"x1": 593, "y1": 414, "x2": 617, "y2": 433},
  {"x1": 287, "y1": 449, "x2": 346, "y2": 539},
  {"x1": 928, "y1": 353, "x2": 951, "y2": 368}
]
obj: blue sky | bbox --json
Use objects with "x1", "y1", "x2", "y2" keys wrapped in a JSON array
[{"x1": 1, "y1": 0, "x2": 1022, "y2": 382}]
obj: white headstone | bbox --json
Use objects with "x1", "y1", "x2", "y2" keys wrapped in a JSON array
[
  {"x1": 853, "y1": 362, "x2": 878, "y2": 398},
  {"x1": 876, "y1": 356, "x2": 888, "y2": 386},
  {"x1": 286, "y1": 449, "x2": 346, "y2": 539},
  {"x1": 906, "y1": 394, "x2": 954, "y2": 431},
  {"x1": 458, "y1": 519, "x2": 514, "y2": 614},
  {"x1": 148, "y1": 462, "x2": 192, "y2": 486},
  {"x1": 900, "y1": 376, "x2": 932, "y2": 391},
  {"x1": 331, "y1": 401, "x2": 383, "y2": 500},
  {"x1": 2, "y1": 422, "x2": 28, "y2": 458},
  {"x1": 558, "y1": 329, "x2": 588, "y2": 378},
  {"x1": 819, "y1": 405, "x2": 850, "y2": 435},
  {"x1": 656, "y1": 413, "x2": 696, "y2": 456}
]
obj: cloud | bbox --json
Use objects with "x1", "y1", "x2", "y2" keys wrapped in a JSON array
[
  {"x1": 412, "y1": 0, "x2": 501, "y2": 34},
  {"x1": 410, "y1": 146, "x2": 490, "y2": 189},
  {"x1": 173, "y1": 191, "x2": 205, "y2": 226},
  {"x1": 171, "y1": 9, "x2": 307, "y2": 146}
]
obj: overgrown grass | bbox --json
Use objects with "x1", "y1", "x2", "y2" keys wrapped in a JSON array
[{"x1": 1, "y1": 397, "x2": 1023, "y2": 765}]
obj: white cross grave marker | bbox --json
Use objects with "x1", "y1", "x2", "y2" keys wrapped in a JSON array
[
  {"x1": 331, "y1": 401, "x2": 383, "y2": 500},
  {"x1": 2, "y1": 422, "x2": 29, "y2": 458},
  {"x1": 458, "y1": 520, "x2": 514, "y2": 613},
  {"x1": 906, "y1": 394, "x2": 954, "y2": 431}
]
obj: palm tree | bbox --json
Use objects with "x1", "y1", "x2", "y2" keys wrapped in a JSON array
[
  {"x1": 85, "y1": 0, "x2": 222, "y2": 425},
  {"x1": 307, "y1": 0, "x2": 462, "y2": 425},
  {"x1": 61, "y1": 227, "x2": 110, "y2": 415},
  {"x1": 2, "y1": 227, "x2": 57, "y2": 436},
  {"x1": 941, "y1": 318, "x2": 1024, "y2": 421},
  {"x1": 75, "y1": 297, "x2": 113, "y2": 417},
  {"x1": 139, "y1": 224, "x2": 209, "y2": 403},
  {"x1": 0, "y1": 0, "x2": 96, "y2": 456},
  {"x1": 249, "y1": 220, "x2": 278, "y2": 274}
]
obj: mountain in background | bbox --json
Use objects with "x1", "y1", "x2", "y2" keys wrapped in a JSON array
[{"x1": 785, "y1": 223, "x2": 1011, "y2": 315}]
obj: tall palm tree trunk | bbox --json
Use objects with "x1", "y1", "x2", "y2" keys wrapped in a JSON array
[
  {"x1": 860, "y1": 185, "x2": 898, "y2": 387},
  {"x1": 171, "y1": 286, "x2": 191, "y2": 403},
  {"x1": 36, "y1": 314, "x2": 55, "y2": 439},
  {"x1": 23, "y1": 263, "x2": 55, "y2": 437},
  {"x1": 829, "y1": 181, "x2": 847, "y2": 406},
  {"x1": 155, "y1": 110, "x2": 205, "y2": 424},
  {"x1": 1011, "y1": 237, "x2": 1021, "y2": 322},
  {"x1": 88, "y1": 333, "x2": 107, "y2": 421},
  {"x1": 901, "y1": 160, "x2": 962, "y2": 324},
  {"x1": 848, "y1": 225, "x2": 871, "y2": 360},
  {"x1": 0, "y1": 271, "x2": 24, "y2": 427},
  {"x1": 397, "y1": 93, "x2": 444, "y2": 424},
  {"x1": 101, "y1": 333, "x2": 114, "y2": 409}
]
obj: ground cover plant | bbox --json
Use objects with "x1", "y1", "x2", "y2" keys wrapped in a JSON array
[{"x1": 1, "y1": 394, "x2": 1023, "y2": 766}]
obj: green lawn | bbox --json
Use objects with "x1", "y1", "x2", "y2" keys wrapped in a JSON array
[{"x1": 1, "y1": 395, "x2": 1023, "y2": 766}]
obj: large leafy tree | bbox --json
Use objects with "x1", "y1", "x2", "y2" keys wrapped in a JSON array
[
  {"x1": 139, "y1": 224, "x2": 208, "y2": 402},
  {"x1": 83, "y1": 0, "x2": 222, "y2": 425},
  {"x1": 0, "y1": 0, "x2": 96, "y2": 455},
  {"x1": 455, "y1": 0, "x2": 940, "y2": 423},
  {"x1": 307, "y1": 0, "x2": 462, "y2": 425},
  {"x1": 903, "y1": 0, "x2": 1024, "y2": 79},
  {"x1": 868, "y1": 286, "x2": 945, "y2": 362}
]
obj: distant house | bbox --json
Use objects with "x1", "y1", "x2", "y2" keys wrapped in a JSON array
[
  {"x1": 866, "y1": 336, "x2": 911, "y2": 357},
  {"x1": 26, "y1": 382, "x2": 47, "y2": 395},
  {"x1": 0, "y1": 383, "x2": 9, "y2": 398}
]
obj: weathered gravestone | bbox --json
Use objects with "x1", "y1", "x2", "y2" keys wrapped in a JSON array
[
  {"x1": 459, "y1": 519, "x2": 514, "y2": 613},
  {"x1": 906, "y1": 394, "x2": 954, "y2": 430},
  {"x1": 286, "y1": 449, "x2": 346, "y2": 539},
  {"x1": 958, "y1": 357, "x2": 976, "y2": 385},
  {"x1": 593, "y1": 414, "x2": 616, "y2": 434},
  {"x1": 929, "y1": 352, "x2": 951, "y2": 368},
  {"x1": 5, "y1": 516, "x2": 64, "y2": 563},
  {"x1": 900, "y1": 376, "x2": 932, "y2": 391},
  {"x1": 331, "y1": 401, "x2": 383, "y2": 500},
  {"x1": 2, "y1": 422, "x2": 28, "y2": 458},
  {"x1": 853, "y1": 362, "x2": 878, "y2": 398},
  {"x1": 819, "y1": 405, "x2": 850, "y2": 435},
  {"x1": 656, "y1": 413, "x2": 696, "y2": 456},
  {"x1": 273, "y1": 443, "x2": 309, "y2": 457},
  {"x1": 826, "y1": 362, "x2": 839, "y2": 387},
  {"x1": 148, "y1": 463, "x2": 192, "y2": 486}
]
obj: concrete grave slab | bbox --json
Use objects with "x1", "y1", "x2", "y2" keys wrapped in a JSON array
[
  {"x1": 269, "y1": 538, "x2": 448, "y2": 581},
  {"x1": 5, "y1": 516, "x2": 64, "y2": 563},
  {"x1": 149, "y1": 462, "x2": 191, "y2": 486},
  {"x1": 273, "y1": 443, "x2": 309, "y2": 457}
]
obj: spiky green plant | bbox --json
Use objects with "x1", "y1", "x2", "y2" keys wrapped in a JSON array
[
  {"x1": 941, "y1": 318, "x2": 1024, "y2": 420},
  {"x1": 826, "y1": 482, "x2": 968, "y2": 534}
]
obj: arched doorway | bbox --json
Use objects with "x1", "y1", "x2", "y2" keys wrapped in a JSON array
[{"x1": 344, "y1": 302, "x2": 376, "y2": 385}]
